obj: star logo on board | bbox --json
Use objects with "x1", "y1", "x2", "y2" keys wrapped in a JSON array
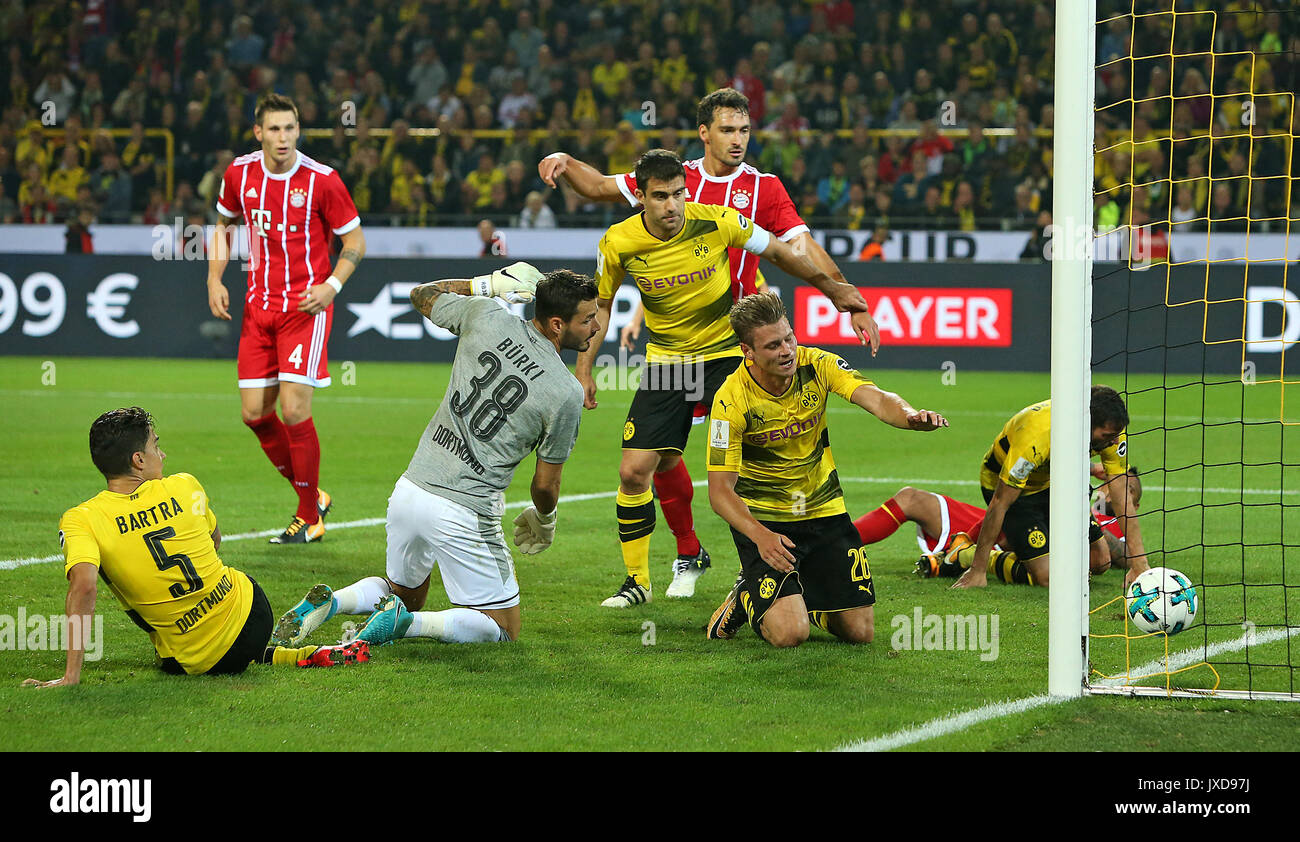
[{"x1": 346, "y1": 284, "x2": 412, "y2": 338}]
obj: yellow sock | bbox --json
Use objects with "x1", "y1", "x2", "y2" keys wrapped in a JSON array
[
  {"x1": 989, "y1": 550, "x2": 1034, "y2": 585},
  {"x1": 270, "y1": 645, "x2": 317, "y2": 666},
  {"x1": 808, "y1": 611, "x2": 831, "y2": 632},
  {"x1": 616, "y1": 487, "x2": 655, "y2": 588}
]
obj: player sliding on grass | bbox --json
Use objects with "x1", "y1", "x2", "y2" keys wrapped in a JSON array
[
  {"x1": 540, "y1": 88, "x2": 881, "y2": 601},
  {"x1": 952, "y1": 387, "x2": 1150, "y2": 589},
  {"x1": 579, "y1": 150, "x2": 878, "y2": 610},
  {"x1": 704, "y1": 293, "x2": 947, "y2": 647},
  {"x1": 272, "y1": 267, "x2": 598, "y2": 648},
  {"x1": 25, "y1": 407, "x2": 368, "y2": 688}
]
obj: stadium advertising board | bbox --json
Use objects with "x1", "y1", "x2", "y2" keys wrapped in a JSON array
[
  {"x1": 795, "y1": 287, "x2": 1013, "y2": 347},
  {"x1": 2, "y1": 226, "x2": 1297, "y2": 264},
  {"x1": 0, "y1": 256, "x2": 1286, "y2": 375}
]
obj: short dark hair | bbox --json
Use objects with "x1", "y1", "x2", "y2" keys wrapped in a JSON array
[
  {"x1": 535, "y1": 269, "x2": 597, "y2": 323},
  {"x1": 1090, "y1": 385, "x2": 1129, "y2": 429},
  {"x1": 255, "y1": 93, "x2": 299, "y2": 126},
  {"x1": 89, "y1": 407, "x2": 154, "y2": 478},
  {"x1": 729, "y1": 291, "x2": 788, "y2": 346},
  {"x1": 696, "y1": 88, "x2": 750, "y2": 128},
  {"x1": 634, "y1": 148, "x2": 685, "y2": 193}
]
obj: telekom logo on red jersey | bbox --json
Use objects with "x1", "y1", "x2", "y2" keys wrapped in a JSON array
[{"x1": 795, "y1": 287, "x2": 1013, "y2": 346}]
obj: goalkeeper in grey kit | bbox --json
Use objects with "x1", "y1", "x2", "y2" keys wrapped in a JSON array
[{"x1": 271, "y1": 263, "x2": 600, "y2": 646}]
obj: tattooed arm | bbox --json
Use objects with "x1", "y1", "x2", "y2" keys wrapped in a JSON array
[
  {"x1": 299, "y1": 226, "x2": 367, "y2": 314},
  {"x1": 409, "y1": 280, "x2": 473, "y2": 319}
]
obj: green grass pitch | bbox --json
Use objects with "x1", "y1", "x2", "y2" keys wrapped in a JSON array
[{"x1": 1, "y1": 356, "x2": 1298, "y2": 751}]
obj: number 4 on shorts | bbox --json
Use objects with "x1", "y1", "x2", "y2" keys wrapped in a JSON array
[{"x1": 288, "y1": 343, "x2": 303, "y2": 370}]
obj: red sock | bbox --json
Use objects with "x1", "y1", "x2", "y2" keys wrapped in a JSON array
[
  {"x1": 654, "y1": 458, "x2": 701, "y2": 557},
  {"x1": 284, "y1": 417, "x2": 321, "y2": 523},
  {"x1": 245, "y1": 412, "x2": 295, "y2": 484},
  {"x1": 854, "y1": 498, "x2": 907, "y2": 544}
]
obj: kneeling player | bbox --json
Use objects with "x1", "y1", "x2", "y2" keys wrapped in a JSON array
[
  {"x1": 704, "y1": 293, "x2": 947, "y2": 646},
  {"x1": 24, "y1": 408, "x2": 366, "y2": 688},
  {"x1": 272, "y1": 266, "x2": 598, "y2": 648}
]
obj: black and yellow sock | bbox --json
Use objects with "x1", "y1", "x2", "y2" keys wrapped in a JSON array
[
  {"x1": 989, "y1": 550, "x2": 1035, "y2": 585},
  {"x1": 808, "y1": 611, "x2": 831, "y2": 632},
  {"x1": 616, "y1": 487, "x2": 655, "y2": 588},
  {"x1": 262, "y1": 644, "x2": 319, "y2": 666}
]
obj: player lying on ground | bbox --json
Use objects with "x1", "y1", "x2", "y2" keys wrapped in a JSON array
[
  {"x1": 953, "y1": 386, "x2": 1150, "y2": 589},
  {"x1": 852, "y1": 470, "x2": 1139, "y2": 585},
  {"x1": 272, "y1": 266, "x2": 599, "y2": 648},
  {"x1": 583, "y1": 150, "x2": 879, "y2": 609},
  {"x1": 25, "y1": 407, "x2": 367, "y2": 688},
  {"x1": 207, "y1": 93, "x2": 367, "y2": 546},
  {"x1": 704, "y1": 293, "x2": 947, "y2": 647},
  {"x1": 540, "y1": 88, "x2": 881, "y2": 601}
]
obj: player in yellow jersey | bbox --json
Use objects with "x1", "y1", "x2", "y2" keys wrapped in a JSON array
[
  {"x1": 703, "y1": 292, "x2": 947, "y2": 645},
  {"x1": 581, "y1": 150, "x2": 879, "y2": 607},
  {"x1": 951, "y1": 388, "x2": 1151, "y2": 589},
  {"x1": 23, "y1": 407, "x2": 367, "y2": 688}
]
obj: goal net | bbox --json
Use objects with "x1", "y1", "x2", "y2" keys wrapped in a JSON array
[{"x1": 1060, "y1": 0, "x2": 1299, "y2": 700}]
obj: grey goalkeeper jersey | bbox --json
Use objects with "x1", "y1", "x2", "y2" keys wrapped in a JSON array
[{"x1": 404, "y1": 293, "x2": 584, "y2": 518}]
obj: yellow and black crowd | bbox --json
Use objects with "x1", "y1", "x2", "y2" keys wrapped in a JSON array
[{"x1": 0, "y1": 0, "x2": 1293, "y2": 241}]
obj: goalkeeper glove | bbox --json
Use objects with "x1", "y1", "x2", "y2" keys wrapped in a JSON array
[
  {"x1": 471, "y1": 261, "x2": 545, "y2": 303},
  {"x1": 512, "y1": 506, "x2": 557, "y2": 554}
]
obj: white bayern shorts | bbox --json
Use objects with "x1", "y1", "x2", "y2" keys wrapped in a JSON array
[{"x1": 385, "y1": 476, "x2": 520, "y2": 610}]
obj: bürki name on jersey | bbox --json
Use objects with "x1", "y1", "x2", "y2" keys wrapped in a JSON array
[
  {"x1": 495, "y1": 336, "x2": 548, "y2": 381},
  {"x1": 174, "y1": 572, "x2": 235, "y2": 634},
  {"x1": 634, "y1": 263, "x2": 716, "y2": 292},
  {"x1": 747, "y1": 410, "x2": 824, "y2": 444},
  {"x1": 114, "y1": 497, "x2": 186, "y2": 534}
]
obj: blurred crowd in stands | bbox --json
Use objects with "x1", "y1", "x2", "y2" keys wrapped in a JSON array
[{"x1": 0, "y1": 0, "x2": 1295, "y2": 243}]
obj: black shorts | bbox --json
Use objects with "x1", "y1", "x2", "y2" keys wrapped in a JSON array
[
  {"x1": 982, "y1": 487, "x2": 1102, "y2": 562},
  {"x1": 622, "y1": 356, "x2": 741, "y2": 452},
  {"x1": 729, "y1": 513, "x2": 876, "y2": 632},
  {"x1": 158, "y1": 578, "x2": 274, "y2": 676}
]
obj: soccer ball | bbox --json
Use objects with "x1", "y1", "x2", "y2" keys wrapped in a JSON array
[{"x1": 1125, "y1": 566, "x2": 1199, "y2": 635}]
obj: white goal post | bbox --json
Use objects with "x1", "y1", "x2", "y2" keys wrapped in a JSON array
[{"x1": 1047, "y1": 0, "x2": 1096, "y2": 699}]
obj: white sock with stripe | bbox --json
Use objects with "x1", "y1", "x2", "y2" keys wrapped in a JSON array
[
  {"x1": 406, "y1": 608, "x2": 507, "y2": 643},
  {"x1": 332, "y1": 576, "x2": 392, "y2": 615}
]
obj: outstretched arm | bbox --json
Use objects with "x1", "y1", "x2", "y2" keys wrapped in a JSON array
[
  {"x1": 23, "y1": 562, "x2": 97, "y2": 688},
  {"x1": 849, "y1": 383, "x2": 948, "y2": 430},
  {"x1": 759, "y1": 234, "x2": 880, "y2": 353},
  {"x1": 537, "y1": 152, "x2": 627, "y2": 202},
  {"x1": 953, "y1": 481, "x2": 1020, "y2": 589}
]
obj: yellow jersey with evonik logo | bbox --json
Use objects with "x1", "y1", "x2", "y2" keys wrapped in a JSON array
[
  {"x1": 596, "y1": 202, "x2": 769, "y2": 363},
  {"x1": 707, "y1": 346, "x2": 874, "y2": 521}
]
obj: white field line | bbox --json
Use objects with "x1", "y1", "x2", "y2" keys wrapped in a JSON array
[
  {"x1": 4, "y1": 389, "x2": 1288, "y2": 426},
  {"x1": 835, "y1": 626, "x2": 1300, "y2": 752},
  {"x1": 4, "y1": 475, "x2": 1296, "y2": 571}
]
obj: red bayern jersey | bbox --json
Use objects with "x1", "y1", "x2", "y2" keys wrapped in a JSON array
[
  {"x1": 616, "y1": 159, "x2": 808, "y2": 298},
  {"x1": 216, "y1": 150, "x2": 360, "y2": 312}
]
